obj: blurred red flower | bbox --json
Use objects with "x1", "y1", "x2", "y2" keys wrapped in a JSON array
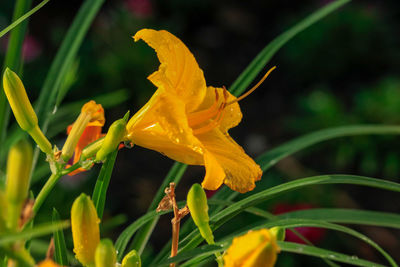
[{"x1": 273, "y1": 203, "x2": 326, "y2": 244}]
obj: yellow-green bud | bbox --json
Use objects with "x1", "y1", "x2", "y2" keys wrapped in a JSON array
[
  {"x1": 121, "y1": 250, "x2": 141, "y2": 267},
  {"x1": 3, "y1": 68, "x2": 37, "y2": 132},
  {"x1": 3, "y1": 69, "x2": 52, "y2": 154},
  {"x1": 81, "y1": 137, "x2": 105, "y2": 161},
  {"x1": 71, "y1": 193, "x2": 100, "y2": 266},
  {"x1": 95, "y1": 239, "x2": 116, "y2": 267},
  {"x1": 6, "y1": 139, "x2": 32, "y2": 204},
  {"x1": 270, "y1": 226, "x2": 285, "y2": 241},
  {"x1": 5, "y1": 139, "x2": 33, "y2": 230},
  {"x1": 187, "y1": 183, "x2": 214, "y2": 244},
  {"x1": 95, "y1": 112, "x2": 129, "y2": 162}
]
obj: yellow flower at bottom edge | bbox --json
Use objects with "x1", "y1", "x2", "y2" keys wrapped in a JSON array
[
  {"x1": 36, "y1": 259, "x2": 62, "y2": 267},
  {"x1": 126, "y1": 29, "x2": 262, "y2": 193},
  {"x1": 223, "y1": 229, "x2": 280, "y2": 267}
]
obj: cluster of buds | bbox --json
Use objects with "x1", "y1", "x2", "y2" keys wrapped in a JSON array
[{"x1": 71, "y1": 193, "x2": 141, "y2": 267}]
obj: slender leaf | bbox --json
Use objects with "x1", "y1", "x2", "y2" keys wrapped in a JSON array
[
  {"x1": 34, "y1": 0, "x2": 106, "y2": 129},
  {"x1": 52, "y1": 209, "x2": 68, "y2": 266},
  {"x1": 0, "y1": 221, "x2": 69, "y2": 246},
  {"x1": 92, "y1": 150, "x2": 118, "y2": 220},
  {"x1": 229, "y1": 0, "x2": 350, "y2": 96},
  {"x1": 0, "y1": 0, "x2": 50, "y2": 38},
  {"x1": 279, "y1": 208, "x2": 400, "y2": 229},
  {"x1": 278, "y1": 241, "x2": 386, "y2": 267},
  {"x1": 257, "y1": 125, "x2": 400, "y2": 171},
  {"x1": 115, "y1": 210, "x2": 170, "y2": 261}
]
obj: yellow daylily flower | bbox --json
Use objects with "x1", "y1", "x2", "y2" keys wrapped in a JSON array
[
  {"x1": 126, "y1": 29, "x2": 263, "y2": 193},
  {"x1": 36, "y1": 259, "x2": 62, "y2": 267},
  {"x1": 223, "y1": 229, "x2": 280, "y2": 267}
]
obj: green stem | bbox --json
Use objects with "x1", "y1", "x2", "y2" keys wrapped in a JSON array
[
  {"x1": 32, "y1": 172, "x2": 62, "y2": 215},
  {"x1": 27, "y1": 125, "x2": 52, "y2": 154},
  {"x1": 215, "y1": 252, "x2": 224, "y2": 267}
]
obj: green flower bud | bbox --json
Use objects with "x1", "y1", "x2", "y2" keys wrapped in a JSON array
[
  {"x1": 81, "y1": 137, "x2": 105, "y2": 161},
  {"x1": 95, "y1": 111, "x2": 129, "y2": 162},
  {"x1": 270, "y1": 226, "x2": 285, "y2": 241},
  {"x1": 95, "y1": 239, "x2": 116, "y2": 267},
  {"x1": 3, "y1": 68, "x2": 37, "y2": 132},
  {"x1": 2, "y1": 68, "x2": 52, "y2": 154},
  {"x1": 6, "y1": 139, "x2": 33, "y2": 230},
  {"x1": 71, "y1": 193, "x2": 100, "y2": 266},
  {"x1": 121, "y1": 250, "x2": 141, "y2": 267},
  {"x1": 187, "y1": 183, "x2": 214, "y2": 244}
]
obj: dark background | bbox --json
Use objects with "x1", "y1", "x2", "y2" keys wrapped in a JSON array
[{"x1": 1, "y1": 0, "x2": 399, "y2": 266}]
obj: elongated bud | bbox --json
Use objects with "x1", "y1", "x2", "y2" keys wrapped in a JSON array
[
  {"x1": 71, "y1": 193, "x2": 100, "y2": 266},
  {"x1": 270, "y1": 226, "x2": 285, "y2": 241},
  {"x1": 3, "y1": 68, "x2": 37, "y2": 131},
  {"x1": 6, "y1": 139, "x2": 32, "y2": 204},
  {"x1": 6, "y1": 139, "x2": 33, "y2": 230},
  {"x1": 37, "y1": 259, "x2": 62, "y2": 267},
  {"x1": 121, "y1": 250, "x2": 141, "y2": 267},
  {"x1": 95, "y1": 111, "x2": 129, "y2": 162},
  {"x1": 187, "y1": 183, "x2": 214, "y2": 244},
  {"x1": 81, "y1": 137, "x2": 105, "y2": 161},
  {"x1": 95, "y1": 239, "x2": 116, "y2": 267},
  {"x1": 62, "y1": 101, "x2": 104, "y2": 162},
  {"x1": 223, "y1": 229, "x2": 280, "y2": 267},
  {"x1": 3, "y1": 68, "x2": 52, "y2": 154}
]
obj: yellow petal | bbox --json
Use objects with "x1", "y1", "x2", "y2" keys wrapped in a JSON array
[
  {"x1": 198, "y1": 129, "x2": 262, "y2": 193},
  {"x1": 134, "y1": 29, "x2": 207, "y2": 112},
  {"x1": 202, "y1": 151, "x2": 225, "y2": 190},
  {"x1": 36, "y1": 259, "x2": 62, "y2": 267},
  {"x1": 127, "y1": 91, "x2": 205, "y2": 164},
  {"x1": 224, "y1": 229, "x2": 280, "y2": 267}
]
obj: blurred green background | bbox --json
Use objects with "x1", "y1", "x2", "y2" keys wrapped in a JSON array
[{"x1": 0, "y1": 0, "x2": 399, "y2": 266}]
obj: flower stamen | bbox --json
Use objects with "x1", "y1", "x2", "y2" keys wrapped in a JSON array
[
  {"x1": 191, "y1": 88, "x2": 228, "y2": 135},
  {"x1": 227, "y1": 66, "x2": 276, "y2": 105}
]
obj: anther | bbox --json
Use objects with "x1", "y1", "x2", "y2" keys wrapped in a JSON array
[{"x1": 227, "y1": 66, "x2": 276, "y2": 105}]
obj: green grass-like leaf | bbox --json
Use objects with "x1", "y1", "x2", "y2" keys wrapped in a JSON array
[
  {"x1": 115, "y1": 209, "x2": 171, "y2": 261},
  {"x1": 0, "y1": 221, "x2": 69, "y2": 246},
  {"x1": 229, "y1": 0, "x2": 350, "y2": 96},
  {"x1": 34, "y1": 0, "x2": 106, "y2": 132},
  {"x1": 278, "y1": 241, "x2": 386, "y2": 267},
  {"x1": 52, "y1": 209, "x2": 68, "y2": 266},
  {"x1": 92, "y1": 150, "x2": 119, "y2": 220},
  {"x1": 0, "y1": 0, "x2": 49, "y2": 39},
  {"x1": 278, "y1": 208, "x2": 400, "y2": 229}
]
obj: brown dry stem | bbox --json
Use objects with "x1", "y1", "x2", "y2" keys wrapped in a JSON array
[{"x1": 156, "y1": 182, "x2": 189, "y2": 267}]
